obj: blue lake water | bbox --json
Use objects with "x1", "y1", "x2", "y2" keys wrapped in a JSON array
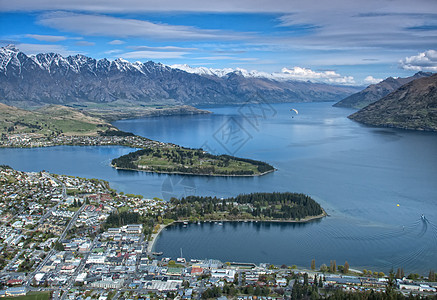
[{"x1": 1, "y1": 102, "x2": 437, "y2": 273}]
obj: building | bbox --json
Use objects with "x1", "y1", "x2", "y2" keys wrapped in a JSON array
[
  {"x1": 5, "y1": 287, "x2": 26, "y2": 297},
  {"x1": 211, "y1": 269, "x2": 236, "y2": 281},
  {"x1": 191, "y1": 266, "x2": 204, "y2": 276},
  {"x1": 144, "y1": 279, "x2": 182, "y2": 292},
  {"x1": 122, "y1": 224, "x2": 143, "y2": 234},
  {"x1": 91, "y1": 279, "x2": 124, "y2": 289},
  {"x1": 87, "y1": 255, "x2": 106, "y2": 264}
]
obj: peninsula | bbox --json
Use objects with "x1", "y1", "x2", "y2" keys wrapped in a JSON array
[
  {"x1": 163, "y1": 192, "x2": 326, "y2": 222},
  {"x1": 0, "y1": 103, "x2": 276, "y2": 177}
]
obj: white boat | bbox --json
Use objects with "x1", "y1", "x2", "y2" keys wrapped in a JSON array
[{"x1": 177, "y1": 248, "x2": 186, "y2": 263}]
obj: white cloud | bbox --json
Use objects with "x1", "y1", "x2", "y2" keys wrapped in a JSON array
[
  {"x1": 75, "y1": 40, "x2": 95, "y2": 46},
  {"x1": 1, "y1": 0, "x2": 436, "y2": 14},
  {"x1": 14, "y1": 43, "x2": 79, "y2": 56},
  {"x1": 170, "y1": 64, "x2": 355, "y2": 85},
  {"x1": 364, "y1": 75, "x2": 383, "y2": 84},
  {"x1": 104, "y1": 49, "x2": 123, "y2": 55},
  {"x1": 281, "y1": 67, "x2": 355, "y2": 85},
  {"x1": 25, "y1": 34, "x2": 68, "y2": 42},
  {"x1": 122, "y1": 50, "x2": 187, "y2": 59},
  {"x1": 108, "y1": 39, "x2": 125, "y2": 45},
  {"x1": 128, "y1": 45, "x2": 198, "y2": 52},
  {"x1": 195, "y1": 56, "x2": 257, "y2": 61},
  {"x1": 38, "y1": 12, "x2": 242, "y2": 41},
  {"x1": 399, "y1": 50, "x2": 437, "y2": 71}
]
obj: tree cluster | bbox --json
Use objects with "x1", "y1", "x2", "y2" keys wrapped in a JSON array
[
  {"x1": 111, "y1": 146, "x2": 274, "y2": 175},
  {"x1": 165, "y1": 192, "x2": 323, "y2": 221}
]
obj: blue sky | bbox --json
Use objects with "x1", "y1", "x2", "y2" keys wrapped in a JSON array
[{"x1": 1, "y1": 0, "x2": 437, "y2": 85}]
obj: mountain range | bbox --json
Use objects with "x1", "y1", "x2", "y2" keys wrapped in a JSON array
[
  {"x1": 349, "y1": 73, "x2": 437, "y2": 131},
  {"x1": 333, "y1": 72, "x2": 432, "y2": 109},
  {"x1": 0, "y1": 45, "x2": 359, "y2": 109}
]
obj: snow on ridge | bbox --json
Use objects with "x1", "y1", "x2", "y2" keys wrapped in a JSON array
[
  {"x1": 0, "y1": 46, "x2": 356, "y2": 85},
  {"x1": 170, "y1": 64, "x2": 235, "y2": 77},
  {"x1": 169, "y1": 64, "x2": 356, "y2": 85},
  {"x1": 169, "y1": 64, "x2": 293, "y2": 81},
  {"x1": 0, "y1": 45, "x2": 21, "y2": 72}
]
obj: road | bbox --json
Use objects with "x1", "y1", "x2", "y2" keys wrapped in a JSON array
[
  {"x1": 59, "y1": 234, "x2": 100, "y2": 300},
  {"x1": 25, "y1": 203, "x2": 86, "y2": 287}
]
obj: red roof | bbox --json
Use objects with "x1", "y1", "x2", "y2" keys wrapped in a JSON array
[{"x1": 191, "y1": 267, "x2": 204, "y2": 275}]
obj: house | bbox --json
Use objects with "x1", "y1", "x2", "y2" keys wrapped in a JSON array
[
  {"x1": 276, "y1": 278, "x2": 287, "y2": 287},
  {"x1": 6, "y1": 279, "x2": 23, "y2": 286},
  {"x1": 191, "y1": 266, "x2": 204, "y2": 276}
]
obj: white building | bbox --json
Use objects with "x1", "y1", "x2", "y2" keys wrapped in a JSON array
[
  {"x1": 86, "y1": 255, "x2": 106, "y2": 264},
  {"x1": 91, "y1": 279, "x2": 124, "y2": 289},
  {"x1": 211, "y1": 269, "x2": 236, "y2": 281}
]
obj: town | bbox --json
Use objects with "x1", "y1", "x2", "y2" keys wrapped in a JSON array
[
  {"x1": 0, "y1": 166, "x2": 436, "y2": 299},
  {"x1": 0, "y1": 132, "x2": 160, "y2": 149}
]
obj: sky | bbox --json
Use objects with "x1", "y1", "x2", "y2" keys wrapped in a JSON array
[{"x1": 0, "y1": 0, "x2": 437, "y2": 86}]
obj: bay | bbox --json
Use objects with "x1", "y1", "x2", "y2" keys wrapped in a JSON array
[{"x1": 1, "y1": 102, "x2": 436, "y2": 273}]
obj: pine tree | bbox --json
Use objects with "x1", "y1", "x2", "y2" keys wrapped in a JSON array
[
  {"x1": 429, "y1": 270, "x2": 436, "y2": 282},
  {"x1": 311, "y1": 259, "x2": 316, "y2": 271},
  {"x1": 330, "y1": 260, "x2": 337, "y2": 273},
  {"x1": 344, "y1": 261, "x2": 349, "y2": 274},
  {"x1": 396, "y1": 268, "x2": 402, "y2": 279},
  {"x1": 386, "y1": 269, "x2": 396, "y2": 298}
]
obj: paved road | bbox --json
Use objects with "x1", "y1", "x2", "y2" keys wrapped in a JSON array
[
  {"x1": 25, "y1": 203, "x2": 86, "y2": 287},
  {"x1": 60, "y1": 234, "x2": 100, "y2": 300}
]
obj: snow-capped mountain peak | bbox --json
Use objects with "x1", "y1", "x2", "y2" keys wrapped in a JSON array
[{"x1": 0, "y1": 45, "x2": 358, "y2": 107}]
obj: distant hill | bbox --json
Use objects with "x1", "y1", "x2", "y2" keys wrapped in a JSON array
[
  {"x1": 0, "y1": 45, "x2": 358, "y2": 109},
  {"x1": 333, "y1": 72, "x2": 432, "y2": 109},
  {"x1": 348, "y1": 73, "x2": 437, "y2": 131},
  {"x1": 0, "y1": 103, "x2": 115, "y2": 136}
]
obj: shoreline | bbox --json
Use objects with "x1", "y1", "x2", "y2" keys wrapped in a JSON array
[
  {"x1": 174, "y1": 210, "x2": 327, "y2": 224},
  {"x1": 112, "y1": 165, "x2": 276, "y2": 177},
  {"x1": 147, "y1": 223, "x2": 173, "y2": 254},
  {"x1": 148, "y1": 211, "x2": 327, "y2": 255}
]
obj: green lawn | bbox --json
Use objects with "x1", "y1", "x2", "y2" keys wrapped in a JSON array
[
  {"x1": 136, "y1": 147, "x2": 260, "y2": 175},
  {"x1": 3, "y1": 291, "x2": 51, "y2": 300},
  {"x1": 0, "y1": 104, "x2": 111, "y2": 136}
]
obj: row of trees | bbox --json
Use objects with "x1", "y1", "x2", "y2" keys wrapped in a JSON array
[
  {"x1": 202, "y1": 283, "x2": 272, "y2": 299},
  {"x1": 313, "y1": 259, "x2": 357, "y2": 275},
  {"x1": 99, "y1": 130, "x2": 135, "y2": 137},
  {"x1": 111, "y1": 148, "x2": 155, "y2": 169}
]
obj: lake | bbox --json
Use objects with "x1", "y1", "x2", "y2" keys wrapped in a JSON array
[{"x1": 1, "y1": 102, "x2": 436, "y2": 273}]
